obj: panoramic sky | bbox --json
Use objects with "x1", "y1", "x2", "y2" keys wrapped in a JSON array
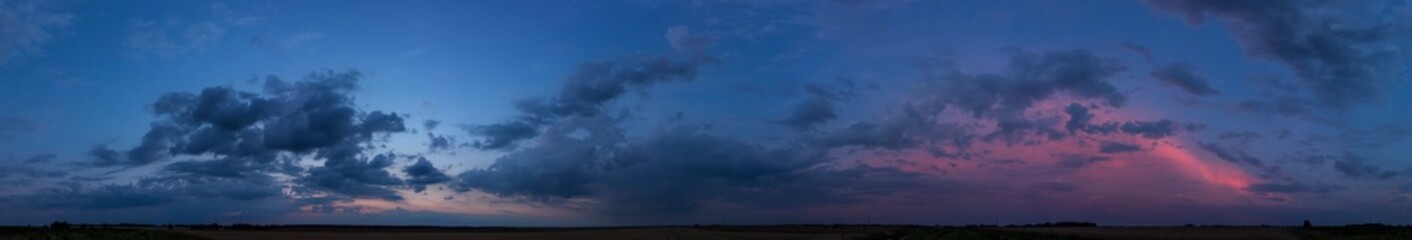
[{"x1": 1, "y1": 0, "x2": 1411, "y2": 226}]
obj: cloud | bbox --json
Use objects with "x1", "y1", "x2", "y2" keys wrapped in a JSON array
[
  {"x1": 1098, "y1": 142, "x2": 1142, "y2": 153},
  {"x1": 0, "y1": 0, "x2": 73, "y2": 65},
  {"x1": 1150, "y1": 62, "x2": 1220, "y2": 96},
  {"x1": 916, "y1": 49, "x2": 1128, "y2": 119},
  {"x1": 1063, "y1": 103, "x2": 1093, "y2": 133},
  {"x1": 469, "y1": 30, "x2": 711, "y2": 150},
  {"x1": 1246, "y1": 182, "x2": 1346, "y2": 194},
  {"x1": 1198, "y1": 142, "x2": 1264, "y2": 167},
  {"x1": 1146, "y1": 0, "x2": 1411, "y2": 109},
  {"x1": 1331, "y1": 152, "x2": 1400, "y2": 180},
  {"x1": 665, "y1": 25, "x2": 716, "y2": 62},
  {"x1": 772, "y1": 82, "x2": 856, "y2": 130},
  {"x1": 21, "y1": 153, "x2": 55, "y2": 164},
  {"x1": 124, "y1": 19, "x2": 225, "y2": 59},
  {"x1": 0, "y1": 116, "x2": 38, "y2": 140},
  {"x1": 83, "y1": 70, "x2": 414, "y2": 204},
  {"x1": 403, "y1": 157, "x2": 450, "y2": 193},
  {"x1": 0, "y1": 165, "x2": 65, "y2": 178}
]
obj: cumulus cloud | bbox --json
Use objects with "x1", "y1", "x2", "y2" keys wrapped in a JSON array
[
  {"x1": 74, "y1": 70, "x2": 417, "y2": 207},
  {"x1": 1150, "y1": 62, "x2": 1219, "y2": 96},
  {"x1": 1146, "y1": 0, "x2": 1411, "y2": 109},
  {"x1": 403, "y1": 157, "x2": 450, "y2": 193},
  {"x1": 0, "y1": 0, "x2": 73, "y2": 65}
]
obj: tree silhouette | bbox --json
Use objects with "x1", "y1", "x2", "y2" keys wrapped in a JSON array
[{"x1": 1303, "y1": 220, "x2": 1312, "y2": 228}]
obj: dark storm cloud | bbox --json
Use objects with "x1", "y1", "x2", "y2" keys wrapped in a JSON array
[
  {"x1": 1146, "y1": 0, "x2": 1411, "y2": 109},
  {"x1": 7, "y1": 175, "x2": 283, "y2": 210},
  {"x1": 1150, "y1": 62, "x2": 1219, "y2": 96},
  {"x1": 403, "y1": 157, "x2": 450, "y2": 193},
  {"x1": 470, "y1": 55, "x2": 707, "y2": 150},
  {"x1": 0, "y1": 0, "x2": 73, "y2": 65},
  {"x1": 1098, "y1": 142, "x2": 1142, "y2": 153},
  {"x1": 915, "y1": 49, "x2": 1128, "y2": 119},
  {"x1": 1332, "y1": 152, "x2": 1400, "y2": 180}
]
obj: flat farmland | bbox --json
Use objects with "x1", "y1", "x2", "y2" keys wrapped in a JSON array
[{"x1": 179, "y1": 227, "x2": 874, "y2": 240}]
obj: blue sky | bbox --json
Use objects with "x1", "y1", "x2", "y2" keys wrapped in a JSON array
[{"x1": 1, "y1": 0, "x2": 1411, "y2": 226}]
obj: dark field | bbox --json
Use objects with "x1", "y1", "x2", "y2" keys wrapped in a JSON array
[{"x1": 3, "y1": 225, "x2": 1410, "y2": 240}]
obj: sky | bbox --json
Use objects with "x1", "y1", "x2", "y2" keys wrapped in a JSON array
[{"x1": 0, "y1": 0, "x2": 1411, "y2": 226}]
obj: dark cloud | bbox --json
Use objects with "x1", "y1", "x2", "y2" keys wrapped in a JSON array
[
  {"x1": 0, "y1": 165, "x2": 66, "y2": 179},
  {"x1": 814, "y1": 106, "x2": 945, "y2": 150},
  {"x1": 1246, "y1": 182, "x2": 1346, "y2": 194},
  {"x1": 1150, "y1": 62, "x2": 1219, "y2": 96},
  {"x1": 1331, "y1": 152, "x2": 1400, "y2": 180},
  {"x1": 0, "y1": 0, "x2": 73, "y2": 65},
  {"x1": 1198, "y1": 142, "x2": 1264, "y2": 167},
  {"x1": 0, "y1": 116, "x2": 38, "y2": 140},
  {"x1": 21, "y1": 153, "x2": 55, "y2": 164},
  {"x1": 1063, "y1": 103, "x2": 1093, "y2": 133},
  {"x1": 427, "y1": 133, "x2": 454, "y2": 152},
  {"x1": 1117, "y1": 119, "x2": 1180, "y2": 139},
  {"x1": 1098, "y1": 142, "x2": 1142, "y2": 153},
  {"x1": 423, "y1": 120, "x2": 441, "y2": 131},
  {"x1": 1146, "y1": 0, "x2": 1411, "y2": 109},
  {"x1": 1057, "y1": 154, "x2": 1111, "y2": 169},
  {"x1": 915, "y1": 49, "x2": 1128, "y2": 119},
  {"x1": 403, "y1": 157, "x2": 450, "y2": 193},
  {"x1": 779, "y1": 83, "x2": 852, "y2": 130},
  {"x1": 78, "y1": 70, "x2": 415, "y2": 205},
  {"x1": 470, "y1": 52, "x2": 708, "y2": 150}
]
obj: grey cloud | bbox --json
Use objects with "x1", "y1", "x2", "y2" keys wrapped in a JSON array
[
  {"x1": 1246, "y1": 182, "x2": 1346, "y2": 194},
  {"x1": 1063, "y1": 103, "x2": 1093, "y2": 133},
  {"x1": 1121, "y1": 41, "x2": 1154, "y2": 63},
  {"x1": 0, "y1": 165, "x2": 65, "y2": 178},
  {"x1": 403, "y1": 157, "x2": 450, "y2": 193},
  {"x1": 1150, "y1": 62, "x2": 1219, "y2": 96},
  {"x1": 1118, "y1": 119, "x2": 1180, "y2": 139},
  {"x1": 0, "y1": 0, "x2": 73, "y2": 65},
  {"x1": 89, "y1": 69, "x2": 413, "y2": 203},
  {"x1": 1057, "y1": 154, "x2": 1110, "y2": 169},
  {"x1": 1332, "y1": 152, "x2": 1400, "y2": 180},
  {"x1": 0, "y1": 116, "x2": 38, "y2": 140},
  {"x1": 471, "y1": 55, "x2": 705, "y2": 150},
  {"x1": 1146, "y1": 0, "x2": 1411, "y2": 109},
  {"x1": 1199, "y1": 142, "x2": 1264, "y2": 167},
  {"x1": 423, "y1": 120, "x2": 441, "y2": 131},
  {"x1": 773, "y1": 81, "x2": 860, "y2": 130},
  {"x1": 916, "y1": 49, "x2": 1128, "y2": 119},
  {"x1": 1098, "y1": 142, "x2": 1142, "y2": 153}
]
